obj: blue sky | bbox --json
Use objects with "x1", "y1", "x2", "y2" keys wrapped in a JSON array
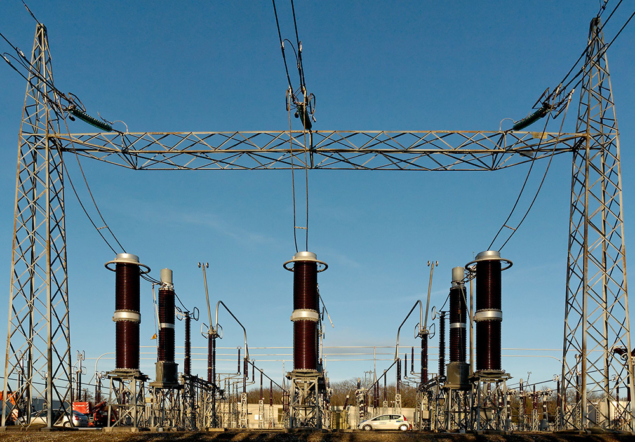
[{"x1": 0, "y1": 1, "x2": 634, "y2": 392}]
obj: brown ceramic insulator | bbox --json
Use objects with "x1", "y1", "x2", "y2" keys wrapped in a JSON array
[
  {"x1": 158, "y1": 328, "x2": 175, "y2": 362},
  {"x1": 115, "y1": 264, "x2": 140, "y2": 312},
  {"x1": 293, "y1": 261, "x2": 319, "y2": 311},
  {"x1": 476, "y1": 320, "x2": 501, "y2": 371},
  {"x1": 450, "y1": 328, "x2": 467, "y2": 363},
  {"x1": 158, "y1": 289, "x2": 175, "y2": 362},
  {"x1": 476, "y1": 260, "x2": 501, "y2": 311},
  {"x1": 184, "y1": 315, "x2": 191, "y2": 376},
  {"x1": 116, "y1": 321, "x2": 139, "y2": 370},
  {"x1": 208, "y1": 336, "x2": 215, "y2": 384},
  {"x1": 449, "y1": 286, "x2": 467, "y2": 363},
  {"x1": 421, "y1": 337, "x2": 428, "y2": 383},
  {"x1": 158, "y1": 289, "x2": 175, "y2": 324},
  {"x1": 293, "y1": 320, "x2": 318, "y2": 370},
  {"x1": 438, "y1": 312, "x2": 446, "y2": 378}
]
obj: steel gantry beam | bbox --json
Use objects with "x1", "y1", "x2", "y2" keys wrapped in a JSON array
[
  {"x1": 2, "y1": 16, "x2": 632, "y2": 432},
  {"x1": 53, "y1": 130, "x2": 580, "y2": 171}
]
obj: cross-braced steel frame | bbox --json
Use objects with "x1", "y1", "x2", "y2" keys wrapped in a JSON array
[
  {"x1": 1, "y1": 23, "x2": 71, "y2": 429},
  {"x1": 561, "y1": 17, "x2": 634, "y2": 431},
  {"x1": 2, "y1": 18, "x2": 632, "y2": 431}
]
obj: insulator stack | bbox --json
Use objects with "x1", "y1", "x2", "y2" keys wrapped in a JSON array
[
  {"x1": 158, "y1": 287, "x2": 175, "y2": 362},
  {"x1": 404, "y1": 354, "x2": 408, "y2": 378},
  {"x1": 243, "y1": 359, "x2": 248, "y2": 393},
  {"x1": 184, "y1": 314, "x2": 191, "y2": 376},
  {"x1": 468, "y1": 251, "x2": 512, "y2": 373},
  {"x1": 284, "y1": 251, "x2": 327, "y2": 372},
  {"x1": 150, "y1": 268, "x2": 179, "y2": 387},
  {"x1": 106, "y1": 253, "x2": 148, "y2": 373},
  {"x1": 449, "y1": 285, "x2": 467, "y2": 363},
  {"x1": 270, "y1": 380, "x2": 273, "y2": 406},
  {"x1": 208, "y1": 335, "x2": 216, "y2": 383},
  {"x1": 383, "y1": 373, "x2": 387, "y2": 401},
  {"x1": 397, "y1": 359, "x2": 401, "y2": 393},
  {"x1": 419, "y1": 337, "x2": 426, "y2": 385},
  {"x1": 438, "y1": 311, "x2": 446, "y2": 379}
]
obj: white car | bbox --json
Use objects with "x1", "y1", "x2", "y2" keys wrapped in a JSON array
[
  {"x1": 358, "y1": 414, "x2": 411, "y2": 431},
  {"x1": 62, "y1": 410, "x2": 89, "y2": 428},
  {"x1": 17, "y1": 410, "x2": 88, "y2": 428}
]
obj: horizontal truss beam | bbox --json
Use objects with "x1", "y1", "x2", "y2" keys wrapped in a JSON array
[{"x1": 52, "y1": 130, "x2": 584, "y2": 171}]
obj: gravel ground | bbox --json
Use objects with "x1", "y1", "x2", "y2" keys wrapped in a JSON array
[{"x1": 0, "y1": 430, "x2": 634, "y2": 442}]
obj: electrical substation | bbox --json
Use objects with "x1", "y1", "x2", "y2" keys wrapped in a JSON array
[{"x1": 0, "y1": 1, "x2": 634, "y2": 436}]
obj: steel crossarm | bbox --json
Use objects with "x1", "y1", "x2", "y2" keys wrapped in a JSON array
[{"x1": 51, "y1": 130, "x2": 583, "y2": 171}]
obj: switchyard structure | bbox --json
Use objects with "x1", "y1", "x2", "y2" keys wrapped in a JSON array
[{"x1": 0, "y1": 4, "x2": 634, "y2": 434}]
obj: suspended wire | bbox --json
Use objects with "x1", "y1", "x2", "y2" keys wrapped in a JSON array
[
  {"x1": 1, "y1": 28, "x2": 127, "y2": 255},
  {"x1": 272, "y1": 0, "x2": 293, "y2": 91},
  {"x1": 290, "y1": 0, "x2": 306, "y2": 90},
  {"x1": 288, "y1": 92, "x2": 299, "y2": 252},
  {"x1": 21, "y1": 0, "x2": 41, "y2": 25},
  {"x1": 545, "y1": 0, "x2": 625, "y2": 104},
  {"x1": 58, "y1": 103, "x2": 127, "y2": 255},
  {"x1": 488, "y1": 110, "x2": 553, "y2": 250},
  {"x1": 69, "y1": 150, "x2": 126, "y2": 252},
  {"x1": 494, "y1": 94, "x2": 574, "y2": 252},
  {"x1": 275, "y1": 0, "x2": 311, "y2": 251}
]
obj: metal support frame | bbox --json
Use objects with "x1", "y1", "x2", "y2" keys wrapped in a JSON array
[
  {"x1": 288, "y1": 371, "x2": 323, "y2": 428},
  {"x1": 561, "y1": 17, "x2": 634, "y2": 431},
  {"x1": 2, "y1": 17, "x2": 633, "y2": 432},
  {"x1": 440, "y1": 389, "x2": 470, "y2": 431},
  {"x1": 470, "y1": 373, "x2": 510, "y2": 431},
  {"x1": 239, "y1": 391, "x2": 248, "y2": 428},
  {"x1": 181, "y1": 375, "x2": 196, "y2": 430},
  {"x1": 106, "y1": 372, "x2": 147, "y2": 429},
  {"x1": 1, "y1": 23, "x2": 71, "y2": 430},
  {"x1": 149, "y1": 386, "x2": 181, "y2": 429}
]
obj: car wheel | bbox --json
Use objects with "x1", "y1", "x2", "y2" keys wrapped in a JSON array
[
  {"x1": 363, "y1": 424, "x2": 372, "y2": 431},
  {"x1": 63, "y1": 421, "x2": 71, "y2": 428},
  {"x1": 399, "y1": 424, "x2": 408, "y2": 431}
]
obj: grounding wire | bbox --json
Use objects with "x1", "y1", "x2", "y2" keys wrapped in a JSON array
[
  {"x1": 498, "y1": 93, "x2": 573, "y2": 252},
  {"x1": 545, "y1": 0, "x2": 625, "y2": 104},
  {"x1": 558, "y1": 8, "x2": 635, "y2": 99},
  {"x1": 21, "y1": 0, "x2": 41, "y2": 25}
]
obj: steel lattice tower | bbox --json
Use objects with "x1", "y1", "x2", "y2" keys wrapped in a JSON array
[
  {"x1": 562, "y1": 17, "x2": 634, "y2": 430},
  {"x1": 1, "y1": 24, "x2": 71, "y2": 428}
]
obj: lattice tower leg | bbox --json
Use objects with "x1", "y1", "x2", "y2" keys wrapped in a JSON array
[
  {"x1": 1, "y1": 23, "x2": 71, "y2": 430},
  {"x1": 562, "y1": 16, "x2": 635, "y2": 431}
]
